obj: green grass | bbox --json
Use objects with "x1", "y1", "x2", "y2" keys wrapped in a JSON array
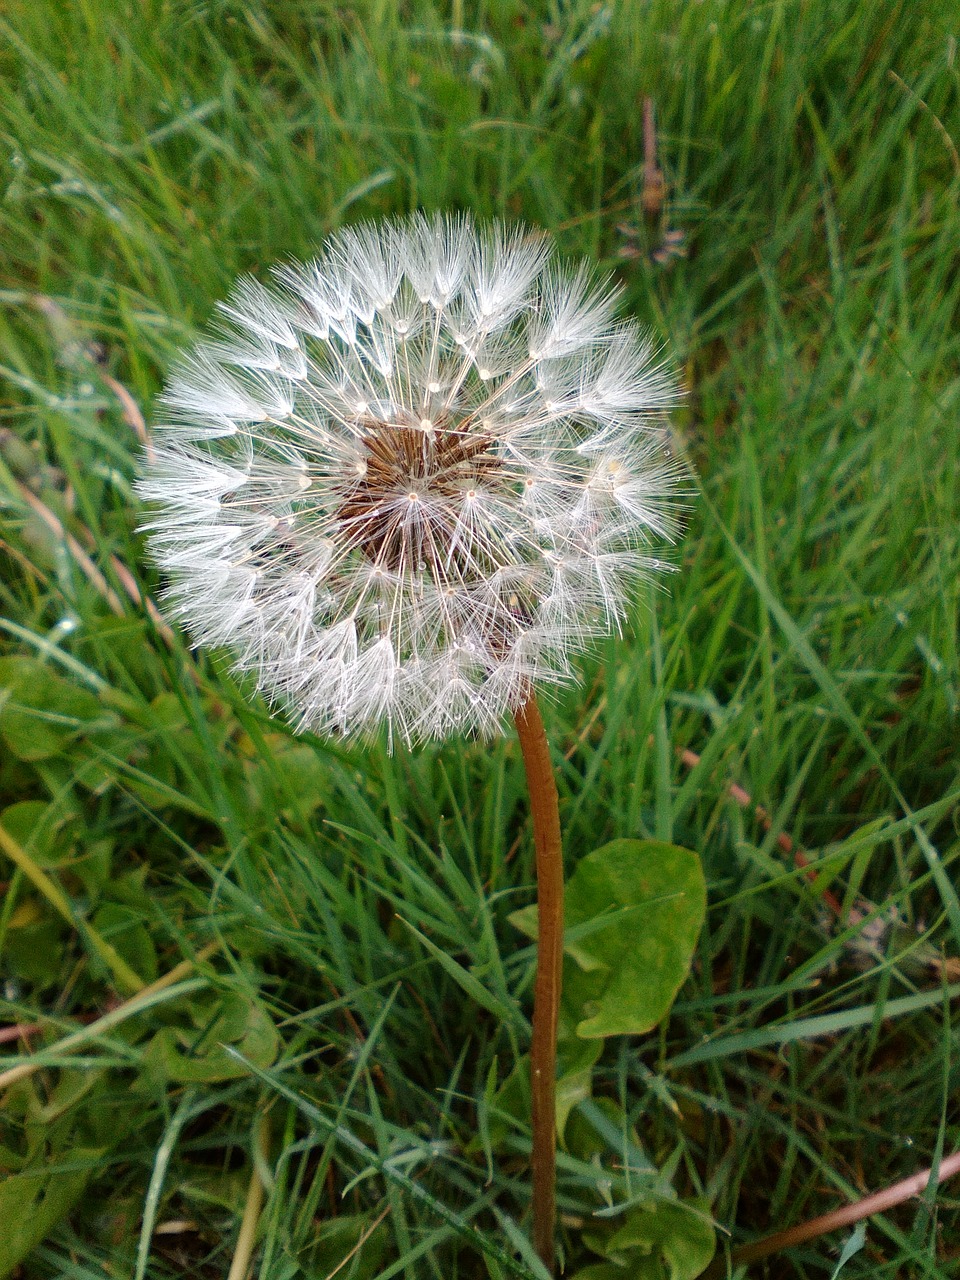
[{"x1": 1, "y1": 1, "x2": 958, "y2": 1277}]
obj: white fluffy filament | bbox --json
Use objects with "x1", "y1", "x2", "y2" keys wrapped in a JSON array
[{"x1": 139, "y1": 213, "x2": 683, "y2": 746}]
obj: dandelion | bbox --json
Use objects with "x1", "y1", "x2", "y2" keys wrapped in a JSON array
[
  {"x1": 139, "y1": 213, "x2": 681, "y2": 749},
  {"x1": 138, "y1": 212, "x2": 683, "y2": 1274}
]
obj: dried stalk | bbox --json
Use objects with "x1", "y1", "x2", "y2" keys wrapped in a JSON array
[{"x1": 704, "y1": 1148, "x2": 960, "y2": 1275}]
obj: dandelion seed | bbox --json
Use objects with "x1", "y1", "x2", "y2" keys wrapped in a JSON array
[{"x1": 139, "y1": 213, "x2": 683, "y2": 746}]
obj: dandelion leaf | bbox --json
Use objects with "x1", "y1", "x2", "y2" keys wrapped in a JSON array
[
  {"x1": 0, "y1": 1154, "x2": 101, "y2": 1277},
  {"x1": 572, "y1": 1200, "x2": 715, "y2": 1280},
  {"x1": 511, "y1": 840, "x2": 705, "y2": 1039}
]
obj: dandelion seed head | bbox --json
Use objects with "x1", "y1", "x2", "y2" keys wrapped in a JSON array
[{"x1": 139, "y1": 213, "x2": 684, "y2": 746}]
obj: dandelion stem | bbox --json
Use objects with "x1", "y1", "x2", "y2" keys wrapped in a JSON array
[{"x1": 514, "y1": 693, "x2": 563, "y2": 1275}]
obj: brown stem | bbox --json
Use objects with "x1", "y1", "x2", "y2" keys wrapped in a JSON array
[
  {"x1": 514, "y1": 694, "x2": 564, "y2": 1275},
  {"x1": 704, "y1": 1148, "x2": 960, "y2": 1276}
]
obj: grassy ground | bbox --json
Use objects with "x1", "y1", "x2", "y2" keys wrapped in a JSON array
[{"x1": 1, "y1": 1, "x2": 959, "y2": 1276}]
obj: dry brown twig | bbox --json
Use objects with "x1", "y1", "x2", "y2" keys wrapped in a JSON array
[
  {"x1": 225, "y1": 1113, "x2": 271, "y2": 1280},
  {"x1": 642, "y1": 96, "x2": 667, "y2": 218},
  {"x1": 617, "y1": 98, "x2": 687, "y2": 266},
  {"x1": 888, "y1": 70, "x2": 960, "y2": 177},
  {"x1": 703, "y1": 1148, "x2": 960, "y2": 1276},
  {"x1": 0, "y1": 941, "x2": 219, "y2": 1094},
  {"x1": 18, "y1": 481, "x2": 127, "y2": 617},
  {"x1": 676, "y1": 743, "x2": 845, "y2": 918},
  {"x1": 19, "y1": 295, "x2": 173, "y2": 639},
  {"x1": 15, "y1": 478, "x2": 174, "y2": 643}
]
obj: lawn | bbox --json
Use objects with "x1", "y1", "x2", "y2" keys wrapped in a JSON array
[{"x1": 1, "y1": 1, "x2": 959, "y2": 1277}]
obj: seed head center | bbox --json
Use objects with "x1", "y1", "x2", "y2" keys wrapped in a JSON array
[{"x1": 335, "y1": 418, "x2": 500, "y2": 573}]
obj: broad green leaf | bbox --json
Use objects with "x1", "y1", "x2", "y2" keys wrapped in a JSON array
[
  {"x1": 830, "y1": 1223, "x2": 867, "y2": 1278},
  {"x1": 0, "y1": 800, "x2": 71, "y2": 865},
  {"x1": 564, "y1": 1097, "x2": 644, "y2": 1168},
  {"x1": 473, "y1": 1053, "x2": 528, "y2": 1154},
  {"x1": 71, "y1": 836, "x2": 114, "y2": 891},
  {"x1": 147, "y1": 691, "x2": 191, "y2": 730},
  {"x1": 145, "y1": 991, "x2": 279, "y2": 1082},
  {"x1": 0, "y1": 1148, "x2": 103, "y2": 1277},
  {"x1": 303, "y1": 1213, "x2": 388, "y2": 1279},
  {"x1": 0, "y1": 657, "x2": 110, "y2": 761},
  {"x1": 555, "y1": 1034, "x2": 602, "y2": 1136},
  {"x1": 92, "y1": 902, "x2": 159, "y2": 986},
  {"x1": 4, "y1": 917, "x2": 67, "y2": 988},
  {"x1": 244, "y1": 736, "x2": 335, "y2": 819},
  {"x1": 512, "y1": 841, "x2": 706, "y2": 1039},
  {"x1": 602, "y1": 1199, "x2": 716, "y2": 1280}
]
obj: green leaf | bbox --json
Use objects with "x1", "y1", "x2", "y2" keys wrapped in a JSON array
[
  {"x1": 71, "y1": 836, "x2": 114, "y2": 891},
  {"x1": 470, "y1": 1052, "x2": 528, "y2": 1157},
  {"x1": 145, "y1": 991, "x2": 279, "y2": 1083},
  {"x1": 0, "y1": 657, "x2": 110, "y2": 762},
  {"x1": 92, "y1": 902, "x2": 159, "y2": 986},
  {"x1": 0, "y1": 800, "x2": 71, "y2": 865},
  {"x1": 474, "y1": 1037, "x2": 601, "y2": 1151},
  {"x1": 602, "y1": 1200, "x2": 716, "y2": 1280},
  {"x1": 243, "y1": 736, "x2": 334, "y2": 820},
  {"x1": 830, "y1": 1223, "x2": 867, "y2": 1278},
  {"x1": 555, "y1": 1034, "x2": 602, "y2": 1136},
  {"x1": 0, "y1": 1148, "x2": 104, "y2": 1277},
  {"x1": 302, "y1": 1213, "x2": 388, "y2": 1279},
  {"x1": 563, "y1": 1097, "x2": 647, "y2": 1170},
  {"x1": 3, "y1": 917, "x2": 67, "y2": 988},
  {"x1": 512, "y1": 841, "x2": 706, "y2": 1039}
]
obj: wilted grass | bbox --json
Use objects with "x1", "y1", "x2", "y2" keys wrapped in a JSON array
[{"x1": 1, "y1": 2, "x2": 958, "y2": 1278}]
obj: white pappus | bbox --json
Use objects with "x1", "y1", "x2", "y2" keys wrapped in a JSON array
[{"x1": 138, "y1": 213, "x2": 684, "y2": 746}]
